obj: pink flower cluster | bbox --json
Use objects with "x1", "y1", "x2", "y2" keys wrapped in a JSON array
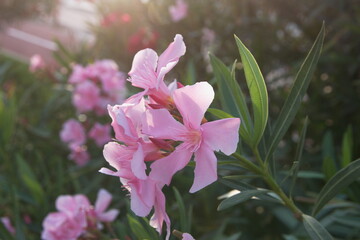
[
  {"x1": 100, "y1": 34, "x2": 240, "y2": 239},
  {"x1": 60, "y1": 60, "x2": 126, "y2": 165},
  {"x1": 60, "y1": 120, "x2": 111, "y2": 166},
  {"x1": 69, "y1": 59, "x2": 126, "y2": 116},
  {"x1": 42, "y1": 189, "x2": 119, "y2": 240},
  {"x1": 29, "y1": 54, "x2": 46, "y2": 72}
]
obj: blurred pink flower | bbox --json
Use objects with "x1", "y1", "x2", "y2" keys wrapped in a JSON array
[
  {"x1": 72, "y1": 80, "x2": 101, "y2": 113},
  {"x1": 88, "y1": 123, "x2": 111, "y2": 147},
  {"x1": 1, "y1": 217, "x2": 15, "y2": 235},
  {"x1": 29, "y1": 54, "x2": 46, "y2": 72},
  {"x1": 182, "y1": 233, "x2": 195, "y2": 240},
  {"x1": 94, "y1": 189, "x2": 119, "y2": 222},
  {"x1": 144, "y1": 82, "x2": 240, "y2": 193},
  {"x1": 68, "y1": 65, "x2": 88, "y2": 84},
  {"x1": 42, "y1": 190, "x2": 118, "y2": 240},
  {"x1": 127, "y1": 28, "x2": 159, "y2": 54},
  {"x1": 42, "y1": 195, "x2": 89, "y2": 240},
  {"x1": 60, "y1": 119, "x2": 86, "y2": 148},
  {"x1": 69, "y1": 146, "x2": 90, "y2": 166},
  {"x1": 169, "y1": 0, "x2": 188, "y2": 22}
]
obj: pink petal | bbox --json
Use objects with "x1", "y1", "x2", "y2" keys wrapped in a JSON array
[
  {"x1": 149, "y1": 186, "x2": 171, "y2": 240},
  {"x1": 95, "y1": 189, "x2": 112, "y2": 215},
  {"x1": 182, "y1": 233, "x2": 195, "y2": 240},
  {"x1": 189, "y1": 145, "x2": 217, "y2": 193},
  {"x1": 128, "y1": 182, "x2": 153, "y2": 217},
  {"x1": 156, "y1": 34, "x2": 186, "y2": 87},
  {"x1": 98, "y1": 209, "x2": 119, "y2": 222},
  {"x1": 142, "y1": 109, "x2": 186, "y2": 140},
  {"x1": 173, "y1": 82, "x2": 214, "y2": 129},
  {"x1": 55, "y1": 195, "x2": 76, "y2": 215},
  {"x1": 131, "y1": 143, "x2": 147, "y2": 180},
  {"x1": 201, "y1": 118, "x2": 240, "y2": 155},
  {"x1": 149, "y1": 145, "x2": 192, "y2": 186},
  {"x1": 103, "y1": 142, "x2": 125, "y2": 171},
  {"x1": 128, "y1": 49, "x2": 158, "y2": 89}
]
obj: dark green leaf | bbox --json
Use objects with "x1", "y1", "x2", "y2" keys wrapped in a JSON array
[
  {"x1": 210, "y1": 54, "x2": 253, "y2": 144},
  {"x1": 127, "y1": 215, "x2": 152, "y2": 240},
  {"x1": 290, "y1": 117, "x2": 309, "y2": 196},
  {"x1": 265, "y1": 23, "x2": 325, "y2": 163},
  {"x1": 173, "y1": 187, "x2": 188, "y2": 232},
  {"x1": 235, "y1": 35, "x2": 268, "y2": 147},
  {"x1": 313, "y1": 158, "x2": 360, "y2": 215},
  {"x1": 218, "y1": 189, "x2": 269, "y2": 210},
  {"x1": 341, "y1": 126, "x2": 353, "y2": 168},
  {"x1": 322, "y1": 131, "x2": 337, "y2": 180},
  {"x1": 302, "y1": 214, "x2": 333, "y2": 240}
]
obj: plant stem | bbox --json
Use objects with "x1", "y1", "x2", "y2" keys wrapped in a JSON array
[{"x1": 233, "y1": 149, "x2": 303, "y2": 219}]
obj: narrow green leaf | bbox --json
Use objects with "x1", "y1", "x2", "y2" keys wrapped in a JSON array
[
  {"x1": 341, "y1": 126, "x2": 353, "y2": 168},
  {"x1": 302, "y1": 214, "x2": 333, "y2": 240},
  {"x1": 290, "y1": 117, "x2": 309, "y2": 196},
  {"x1": 16, "y1": 155, "x2": 45, "y2": 206},
  {"x1": 218, "y1": 189, "x2": 269, "y2": 210},
  {"x1": 207, "y1": 108, "x2": 235, "y2": 119},
  {"x1": 322, "y1": 131, "x2": 337, "y2": 180},
  {"x1": 127, "y1": 215, "x2": 152, "y2": 240},
  {"x1": 183, "y1": 59, "x2": 196, "y2": 85},
  {"x1": 313, "y1": 158, "x2": 360, "y2": 215},
  {"x1": 265, "y1": 23, "x2": 325, "y2": 163},
  {"x1": 234, "y1": 35, "x2": 268, "y2": 147},
  {"x1": 173, "y1": 187, "x2": 188, "y2": 232},
  {"x1": 210, "y1": 54, "x2": 253, "y2": 144}
]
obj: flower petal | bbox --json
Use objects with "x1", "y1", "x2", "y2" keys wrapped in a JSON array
[
  {"x1": 157, "y1": 34, "x2": 186, "y2": 87},
  {"x1": 150, "y1": 185, "x2": 171, "y2": 240},
  {"x1": 131, "y1": 143, "x2": 147, "y2": 180},
  {"x1": 202, "y1": 118, "x2": 240, "y2": 155},
  {"x1": 190, "y1": 145, "x2": 217, "y2": 193},
  {"x1": 128, "y1": 48, "x2": 158, "y2": 89},
  {"x1": 173, "y1": 82, "x2": 214, "y2": 129},
  {"x1": 98, "y1": 209, "x2": 119, "y2": 222},
  {"x1": 142, "y1": 109, "x2": 186, "y2": 140},
  {"x1": 95, "y1": 189, "x2": 112, "y2": 215},
  {"x1": 150, "y1": 145, "x2": 192, "y2": 186},
  {"x1": 129, "y1": 182, "x2": 153, "y2": 217}
]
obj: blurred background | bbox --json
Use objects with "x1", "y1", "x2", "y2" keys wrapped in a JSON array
[{"x1": 1, "y1": 0, "x2": 360, "y2": 239}]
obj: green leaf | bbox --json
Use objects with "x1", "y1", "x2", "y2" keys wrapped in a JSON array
[
  {"x1": 127, "y1": 215, "x2": 152, "y2": 240},
  {"x1": 218, "y1": 189, "x2": 269, "y2": 210},
  {"x1": 265, "y1": 23, "x2": 325, "y2": 163},
  {"x1": 322, "y1": 131, "x2": 337, "y2": 180},
  {"x1": 290, "y1": 117, "x2": 309, "y2": 196},
  {"x1": 183, "y1": 59, "x2": 197, "y2": 85},
  {"x1": 173, "y1": 187, "x2": 188, "y2": 232},
  {"x1": 302, "y1": 214, "x2": 333, "y2": 240},
  {"x1": 207, "y1": 108, "x2": 235, "y2": 119},
  {"x1": 210, "y1": 54, "x2": 253, "y2": 145},
  {"x1": 312, "y1": 158, "x2": 360, "y2": 215},
  {"x1": 341, "y1": 126, "x2": 353, "y2": 168},
  {"x1": 16, "y1": 155, "x2": 45, "y2": 206},
  {"x1": 234, "y1": 35, "x2": 268, "y2": 147}
]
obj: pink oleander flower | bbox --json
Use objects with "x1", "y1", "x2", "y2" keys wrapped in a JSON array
[
  {"x1": 42, "y1": 190, "x2": 119, "y2": 240},
  {"x1": 42, "y1": 195, "x2": 89, "y2": 240},
  {"x1": 100, "y1": 100, "x2": 171, "y2": 239},
  {"x1": 128, "y1": 34, "x2": 186, "y2": 105},
  {"x1": 88, "y1": 123, "x2": 111, "y2": 147},
  {"x1": 72, "y1": 80, "x2": 101, "y2": 113},
  {"x1": 68, "y1": 65, "x2": 88, "y2": 84},
  {"x1": 144, "y1": 82, "x2": 241, "y2": 193},
  {"x1": 1, "y1": 217, "x2": 15, "y2": 235},
  {"x1": 60, "y1": 119, "x2": 86, "y2": 148},
  {"x1": 29, "y1": 54, "x2": 45, "y2": 72},
  {"x1": 182, "y1": 233, "x2": 195, "y2": 240},
  {"x1": 69, "y1": 146, "x2": 90, "y2": 166},
  {"x1": 169, "y1": 0, "x2": 188, "y2": 22}
]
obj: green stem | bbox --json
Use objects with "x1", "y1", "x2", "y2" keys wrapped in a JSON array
[{"x1": 235, "y1": 149, "x2": 303, "y2": 219}]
